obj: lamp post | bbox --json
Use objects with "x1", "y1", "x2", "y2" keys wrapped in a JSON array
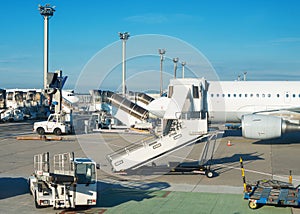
[
  {"x1": 119, "y1": 32, "x2": 130, "y2": 95},
  {"x1": 181, "y1": 61, "x2": 186, "y2": 78},
  {"x1": 243, "y1": 72, "x2": 247, "y2": 81},
  {"x1": 38, "y1": 4, "x2": 55, "y2": 89},
  {"x1": 173, "y1": 57, "x2": 179, "y2": 79},
  {"x1": 158, "y1": 49, "x2": 166, "y2": 96}
]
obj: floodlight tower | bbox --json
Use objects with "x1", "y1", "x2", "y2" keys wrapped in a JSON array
[
  {"x1": 119, "y1": 32, "x2": 130, "y2": 95},
  {"x1": 243, "y1": 72, "x2": 247, "y2": 81},
  {"x1": 181, "y1": 61, "x2": 186, "y2": 78},
  {"x1": 158, "y1": 49, "x2": 166, "y2": 96},
  {"x1": 38, "y1": 4, "x2": 55, "y2": 89},
  {"x1": 173, "y1": 57, "x2": 179, "y2": 79}
]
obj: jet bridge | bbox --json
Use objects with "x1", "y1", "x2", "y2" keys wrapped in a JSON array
[
  {"x1": 91, "y1": 90, "x2": 149, "y2": 121},
  {"x1": 106, "y1": 78, "x2": 209, "y2": 172},
  {"x1": 128, "y1": 91, "x2": 155, "y2": 105}
]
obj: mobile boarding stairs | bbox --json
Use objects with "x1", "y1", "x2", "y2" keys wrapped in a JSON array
[{"x1": 106, "y1": 78, "x2": 211, "y2": 173}]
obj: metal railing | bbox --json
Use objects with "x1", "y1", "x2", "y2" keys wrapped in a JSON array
[
  {"x1": 53, "y1": 152, "x2": 74, "y2": 176},
  {"x1": 34, "y1": 152, "x2": 50, "y2": 173},
  {"x1": 107, "y1": 135, "x2": 159, "y2": 161}
]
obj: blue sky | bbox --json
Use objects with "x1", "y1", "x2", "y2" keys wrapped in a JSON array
[{"x1": 1, "y1": 0, "x2": 300, "y2": 90}]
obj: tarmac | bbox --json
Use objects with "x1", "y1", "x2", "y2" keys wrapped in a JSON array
[{"x1": 0, "y1": 121, "x2": 299, "y2": 214}]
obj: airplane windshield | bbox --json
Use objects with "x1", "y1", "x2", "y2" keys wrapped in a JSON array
[{"x1": 75, "y1": 163, "x2": 96, "y2": 184}]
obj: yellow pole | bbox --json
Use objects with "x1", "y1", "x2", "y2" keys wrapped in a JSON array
[
  {"x1": 240, "y1": 157, "x2": 247, "y2": 192},
  {"x1": 289, "y1": 170, "x2": 293, "y2": 184}
]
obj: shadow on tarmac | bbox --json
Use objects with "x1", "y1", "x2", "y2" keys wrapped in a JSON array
[
  {"x1": 97, "y1": 180, "x2": 170, "y2": 207},
  {"x1": 212, "y1": 152, "x2": 264, "y2": 176},
  {"x1": 212, "y1": 152, "x2": 264, "y2": 165},
  {"x1": 253, "y1": 132, "x2": 300, "y2": 145},
  {"x1": 222, "y1": 129, "x2": 242, "y2": 137},
  {"x1": 0, "y1": 177, "x2": 29, "y2": 200}
]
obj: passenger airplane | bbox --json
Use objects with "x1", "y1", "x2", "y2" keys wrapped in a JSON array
[
  {"x1": 208, "y1": 81, "x2": 300, "y2": 139},
  {"x1": 61, "y1": 90, "x2": 79, "y2": 104},
  {"x1": 148, "y1": 79, "x2": 300, "y2": 140}
]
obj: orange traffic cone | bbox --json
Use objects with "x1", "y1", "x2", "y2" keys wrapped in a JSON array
[{"x1": 227, "y1": 140, "x2": 232, "y2": 146}]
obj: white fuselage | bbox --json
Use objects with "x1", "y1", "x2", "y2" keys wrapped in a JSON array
[{"x1": 207, "y1": 81, "x2": 300, "y2": 122}]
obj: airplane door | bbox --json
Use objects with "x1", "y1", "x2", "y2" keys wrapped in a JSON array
[{"x1": 284, "y1": 91, "x2": 291, "y2": 103}]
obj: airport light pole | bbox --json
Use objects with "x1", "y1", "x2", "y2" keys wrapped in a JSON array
[
  {"x1": 243, "y1": 72, "x2": 247, "y2": 81},
  {"x1": 173, "y1": 57, "x2": 179, "y2": 79},
  {"x1": 181, "y1": 61, "x2": 186, "y2": 78},
  {"x1": 159, "y1": 49, "x2": 166, "y2": 96},
  {"x1": 38, "y1": 4, "x2": 55, "y2": 89},
  {"x1": 119, "y1": 32, "x2": 130, "y2": 95}
]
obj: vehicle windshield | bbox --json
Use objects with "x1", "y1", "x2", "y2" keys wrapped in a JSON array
[{"x1": 75, "y1": 163, "x2": 96, "y2": 184}]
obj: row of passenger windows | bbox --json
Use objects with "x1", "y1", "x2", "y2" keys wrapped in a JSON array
[{"x1": 210, "y1": 93, "x2": 300, "y2": 98}]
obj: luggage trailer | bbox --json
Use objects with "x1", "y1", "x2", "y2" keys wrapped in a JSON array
[
  {"x1": 240, "y1": 157, "x2": 300, "y2": 209},
  {"x1": 244, "y1": 180, "x2": 300, "y2": 209}
]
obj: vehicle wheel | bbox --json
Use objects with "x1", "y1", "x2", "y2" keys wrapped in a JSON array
[
  {"x1": 248, "y1": 200, "x2": 258, "y2": 209},
  {"x1": 34, "y1": 192, "x2": 41, "y2": 208},
  {"x1": 37, "y1": 127, "x2": 45, "y2": 135},
  {"x1": 54, "y1": 128, "x2": 62, "y2": 136},
  {"x1": 205, "y1": 170, "x2": 214, "y2": 178}
]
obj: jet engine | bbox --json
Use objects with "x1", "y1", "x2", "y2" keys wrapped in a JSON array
[{"x1": 241, "y1": 114, "x2": 300, "y2": 140}]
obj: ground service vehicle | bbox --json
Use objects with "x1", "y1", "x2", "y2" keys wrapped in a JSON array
[
  {"x1": 28, "y1": 152, "x2": 97, "y2": 209},
  {"x1": 33, "y1": 113, "x2": 72, "y2": 135},
  {"x1": 0, "y1": 108, "x2": 24, "y2": 122}
]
